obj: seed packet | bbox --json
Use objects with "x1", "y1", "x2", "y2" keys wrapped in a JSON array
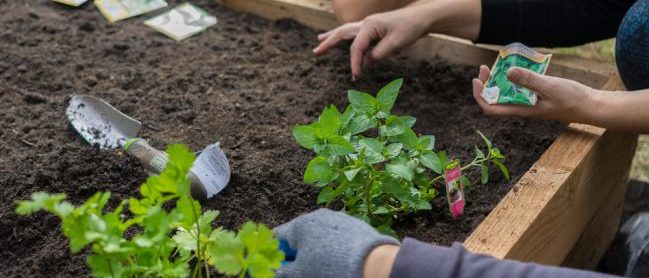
[
  {"x1": 482, "y1": 43, "x2": 552, "y2": 106},
  {"x1": 444, "y1": 160, "x2": 465, "y2": 219},
  {"x1": 144, "y1": 3, "x2": 217, "y2": 41},
  {"x1": 95, "y1": 0, "x2": 168, "y2": 23},
  {"x1": 53, "y1": 0, "x2": 88, "y2": 6}
]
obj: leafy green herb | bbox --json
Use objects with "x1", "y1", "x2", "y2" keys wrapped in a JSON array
[
  {"x1": 16, "y1": 144, "x2": 283, "y2": 278},
  {"x1": 293, "y1": 79, "x2": 509, "y2": 235}
]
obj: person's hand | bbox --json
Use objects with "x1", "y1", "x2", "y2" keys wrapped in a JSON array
[
  {"x1": 313, "y1": 5, "x2": 432, "y2": 80},
  {"x1": 274, "y1": 208, "x2": 399, "y2": 278},
  {"x1": 472, "y1": 65, "x2": 598, "y2": 123}
]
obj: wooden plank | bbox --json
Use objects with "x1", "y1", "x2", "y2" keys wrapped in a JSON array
[
  {"x1": 464, "y1": 75, "x2": 637, "y2": 265},
  {"x1": 220, "y1": 0, "x2": 637, "y2": 266},
  {"x1": 561, "y1": 176, "x2": 627, "y2": 269},
  {"x1": 218, "y1": 0, "x2": 614, "y2": 88},
  {"x1": 561, "y1": 75, "x2": 634, "y2": 269}
]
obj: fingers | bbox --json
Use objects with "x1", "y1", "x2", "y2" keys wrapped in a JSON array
[
  {"x1": 350, "y1": 26, "x2": 375, "y2": 80},
  {"x1": 313, "y1": 22, "x2": 362, "y2": 55},
  {"x1": 478, "y1": 65, "x2": 490, "y2": 82},
  {"x1": 506, "y1": 67, "x2": 553, "y2": 94}
]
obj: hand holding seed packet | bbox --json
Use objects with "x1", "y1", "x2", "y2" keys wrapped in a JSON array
[
  {"x1": 481, "y1": 43, "x2": 552, "y2": 106},
  {"x1": 144, "y1": 3, "x2": 217, "y2": 41}
]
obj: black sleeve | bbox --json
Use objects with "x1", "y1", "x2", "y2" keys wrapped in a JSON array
[
  {"x1": 477, "y1": 0, "x2": 636, "y2": 47},
  {"x1": 389, "y1": 238, "x2": 621, "y2": 278}
]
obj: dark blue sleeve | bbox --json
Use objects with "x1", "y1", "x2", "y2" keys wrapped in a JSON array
[
  {"x1": 389, "y1": 238, "x2": 621, "y2": 278},
  {"x1": 477, "y1": 0, "x2": 636, "y2": 47}
]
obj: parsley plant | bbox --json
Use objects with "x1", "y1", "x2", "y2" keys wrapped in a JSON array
[{"x1": 16, "y1": 144, "x2": 283, "y2": 278}]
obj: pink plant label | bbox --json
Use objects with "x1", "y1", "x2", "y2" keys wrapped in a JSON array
[{"x1": 444, "y1": 163, "x2": 465, "y2": 219}]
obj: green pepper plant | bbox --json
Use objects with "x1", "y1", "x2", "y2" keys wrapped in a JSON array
[
  {"x1": 16, "y1": 144, "x2": 283, "y2": 278},
  {"x1": 292, "y1": 79, "x2": 509, "y2": 236}
]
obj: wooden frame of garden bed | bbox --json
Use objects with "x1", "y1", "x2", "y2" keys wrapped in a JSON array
[{"x1": 218, "y1": 0, "x2": 639, "y2": 268}]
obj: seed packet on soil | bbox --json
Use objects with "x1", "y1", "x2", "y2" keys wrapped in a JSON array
[
  {"x1": 53, "y1": 0, "x2": 88, "y2": 6},
  {"x1": 482, "y1": 43, "x2": 552, "y2": 106},
  {"x1": 444, "y1": 160, "x2": 465, "y2": 219},
  {"x1": 95, "y1": 0, "x2": 168, "y2": 23},
  {"x1": 144, "y1": 3, "x2": 217, "y2": 41}
]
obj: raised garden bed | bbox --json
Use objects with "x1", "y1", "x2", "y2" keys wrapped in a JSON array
[{"x1": 0, "y1": 0, "x2": 637, "y2": 276}]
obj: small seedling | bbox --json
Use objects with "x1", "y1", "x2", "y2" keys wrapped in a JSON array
[
  {"x1": 293, "y1": 79, "x2": 509, "y2": 236},
  {"x1": 16, "y1": 144, "x2": 283, "y2": 278}
]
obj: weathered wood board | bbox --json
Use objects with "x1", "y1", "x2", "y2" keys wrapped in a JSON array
[{"x1": 219, "y1": 0, "x2": 638, "y2": 267}]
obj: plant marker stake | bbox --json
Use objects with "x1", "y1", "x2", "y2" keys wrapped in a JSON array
[{"x1": 444, "y1": 160, "x2": 465, "y2": 219}]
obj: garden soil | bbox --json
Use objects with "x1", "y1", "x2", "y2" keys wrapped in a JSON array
[{"x1": 0, "y1": 0, "x2": 563, "y2": 276}]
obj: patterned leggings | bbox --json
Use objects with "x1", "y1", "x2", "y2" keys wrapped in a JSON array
[{"x1": 616, "y1": 0, "x2": 649, "y2": 90}]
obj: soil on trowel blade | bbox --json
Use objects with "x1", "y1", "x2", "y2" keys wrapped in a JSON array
[{"x1": 0, "y1": 0, "x2": 563, "y2": 276}]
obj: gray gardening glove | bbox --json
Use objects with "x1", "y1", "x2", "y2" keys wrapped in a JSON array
[{"x1": 274, "y1": 208, "x2": 399, "y2": 278}]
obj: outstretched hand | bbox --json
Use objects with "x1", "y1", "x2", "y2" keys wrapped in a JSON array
[
  {"x1": 313, "y1": 6, "x2": 431, "y2": 80},
  {"x1": 472, "y1": 65, "x2": 598, "y2": 123}
]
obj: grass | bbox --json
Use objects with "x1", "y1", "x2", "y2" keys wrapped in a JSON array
[{"x1": 560, "y1": 39, "x2": 648, "y2": 182}]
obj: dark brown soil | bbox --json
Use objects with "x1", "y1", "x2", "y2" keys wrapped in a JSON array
[{"x1": 0, "y1": 0, "x2": 563, "y2": 276}]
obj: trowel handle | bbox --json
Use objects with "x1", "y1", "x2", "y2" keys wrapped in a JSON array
[
  {"x1": 123, "y1": 138, "x2": 208, "y2": 202},
  {"x1": 124, "y1": 138, "x2": 168, "y2": 175}
]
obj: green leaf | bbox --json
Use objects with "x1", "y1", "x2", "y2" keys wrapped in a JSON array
[
  {"x1": 386, "y1": 156, "x2": 415, "y2": 181},
  {"x1": 304, "y1": 157, "x2": 337, "y2": 186},
  {"x1": 476, "y1": 130, "x2": 492, "y2": 148},
  {"x1": 16, "y1": 192, "x2": 70, "y2": 218},
  {"x1": 348, "y1": 90, "x2": 377, "y2": 115},
  {"x1": 173, "y1": 227, "x2": 196, "y2": 251},
  {"x1": 345, "y1": 114, "x2": 378, "y2": 135},
  {"x1": 420, "y1": 151, "x2": 443, "y2": 174},
  {"x1": 326, "y1": 135, "x2": 354, "y2": 155},
  {"x1": 238, "y1": 222, "x2": 284, "y2": 278},
  {"x1": 480, "y1": 163, "x2": 489, "y2": 184},
  {"x1": 461, "y1": 175, "x2": 472, "y2": 190},
  {"x1": 293, "y1": 125, "x2": 317, "y2": 149},
  {"x1": 398, "y1": 127, "x2": 418, "y2": 150},
  {"x1": 415, "y1": 199, "x2": 432, "y2": 210},
  {"x1": 379, "y1": 116, "x2": 406, "y2": 137},
  {"x1": 400, "y1": 116, "x2": 416, "y2": 128},
  {"x1": 492, "y1": 159, "x2": 510, "y2": 180},
  {"x1": 344, "y1": 168, "x2": 362, "y2": 181},
  {"x1": 376, "y1": 78, "x2": 403, "y2": 116},
  {"x1": 358, "y1": 138, "x2": 385, "y2": 164},
  {"x1": 475, "y1": 146, "x2": 485, "y2": 159},
  {"x1": 373, "y1": 206, "x2": 390, "y2": 214},
  {"x1": 385, "y1": 143, "x2": 403, "y2": 159},
  {"x1": 176, "y1": 196, "x2": 201, "y2": 229},
  {"x1": 490, "y1": 147, "x2": 505, "y2": 159},
  {"x1": 317, "y1": 187, "x2": 336, "y2": 204},
  {"x1": 417, "y1": 135, "x2": 435, "y2": 151},
  {"x1": 208, "y1": 229, "x2": 244, "y2": 275},
  {"x1": 319, "y1": 105, "x2": 341, "y2": 136},
  {"x1": 437, "y1": 151, "x2": 449, "y2": 168}
]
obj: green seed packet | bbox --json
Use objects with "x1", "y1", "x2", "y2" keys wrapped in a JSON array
[{"x1": 482, "y1": 43, "x2": 552, "y2": 106}]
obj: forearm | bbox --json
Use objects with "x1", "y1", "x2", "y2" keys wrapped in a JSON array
[
  {"x1": 584, "y1": 89, "x2": 649, "y2": 134},
  {"x1": 415, "y1": 0, "x2": 482, "y2": 41},
  {"x1": 387, "y1": 238, "x2": 620, "y2": 278}
]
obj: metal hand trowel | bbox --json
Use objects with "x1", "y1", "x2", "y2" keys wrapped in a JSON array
[{"x1": 66, "y1": 95, "x2": 230, "y2": 202}]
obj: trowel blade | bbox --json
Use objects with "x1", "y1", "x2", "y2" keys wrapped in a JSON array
[
  {"x1": 192, "y1": 142, "x2": 231, "y2": 199},
  {"x1": 66, "y1": 95, "x2": 141, "y2": 149}
]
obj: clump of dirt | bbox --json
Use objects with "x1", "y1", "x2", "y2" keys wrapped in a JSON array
[{"x1": 0, "y1": 0, "x2": 562, "y2": 276}]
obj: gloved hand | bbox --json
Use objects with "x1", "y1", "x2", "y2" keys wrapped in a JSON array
[{"x1": 274, "y1": 208, "x2": 400, "y2": 278}]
